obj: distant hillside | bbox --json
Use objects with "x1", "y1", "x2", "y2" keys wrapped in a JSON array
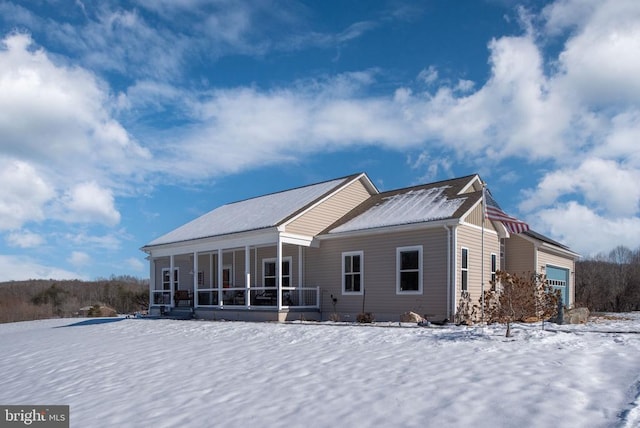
[{"x1": 0, "y1": 277, "x2": 149, "y2": 323}]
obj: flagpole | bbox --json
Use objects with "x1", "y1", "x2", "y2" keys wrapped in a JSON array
[{"x1": 481, "y1": 182, "x2": 486, "y2": 325}]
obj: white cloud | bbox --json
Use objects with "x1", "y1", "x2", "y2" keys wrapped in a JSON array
[
  {"x1": 0, "y1": 255, "x2": 83, "y2": 281},
  {"x1": 534, "y1": 202, "x2": 640, "y2": 257},
  {"x1": 551, "y1": 0, "x2": 640, "y2": 107},
  {"x1": 521, "y1": 159, "x2": 640, "y2": 218},
  {"x1": 63, "y1": 232, "x2": 122, "y2": 251},
  {"x1": 60, "y1": 182, "x2": 121, "y2": 226},
  {"x1": 125, "y1": 257, "x2": 146, "y2": 272},
  {"x1": 68, "y1": 251, "x2": 91, "y2": 267},
  {"x1": 418, "y1": 66, "x2": 438, "y2": 85},
  {"x1": 0, "y1": 159, "x2": 55, "y2": 231},
  {"x1": 0, "y1": 33, "x2": 149, "y2": 175},
  {"x1": 6, "y1": 230, "x2": 45, "y2": 248},
  {"x1": 0, "y1": 32, "x2": 149, "y2": 233}
]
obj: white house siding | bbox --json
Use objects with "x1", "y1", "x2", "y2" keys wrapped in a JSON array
[
  {"x1": 307, "y1": 228, "x2": 449, "y2": 322},
  {"x1": 455, "y1": 223, "x2": 501, "y2": 306},
  {"x1": 285, "y1": 177, "x2": 373, "y2": 236}
]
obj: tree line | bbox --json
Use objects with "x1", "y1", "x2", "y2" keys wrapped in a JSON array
[
  {"x1": 575, "y1": 245, "x2": 640, "y2": 312},
  {"x1": 0, "y1": 276, "x2": 149, "y2": 323}
]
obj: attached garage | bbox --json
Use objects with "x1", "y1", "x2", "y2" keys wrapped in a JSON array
[{"x1": 546, "y1": 265, "x2": 570, "y2": 305}]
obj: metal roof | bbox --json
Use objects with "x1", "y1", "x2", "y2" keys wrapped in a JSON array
[{"x1": 144, "y1": 175, "x2": 359, "y2": 248}]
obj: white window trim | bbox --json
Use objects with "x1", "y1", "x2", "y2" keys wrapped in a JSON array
[
  {"x1": 396, "y1": 245, "x2": 423, "y2": 295},
  {"x1": 262, "y1": 257, "x2": 292, "y2": 288},
  {"x1": 490, "y1": 253, "x2": 497, "y2": 285},
  {"x1": 342, "y1": 251, "x2": 364, "y2": 295},
  {"x1": 461, "y1": 247, "x2": 469, "y2": 292},
  {"x1": 162, "y1": 267, "x2": 179, "y2": 290}
]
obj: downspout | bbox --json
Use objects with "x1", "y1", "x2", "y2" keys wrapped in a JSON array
[
  {"x1": 444, "y1": 226, "x2": 452, "y2": 320},
  {"x1": 169, "y1": 254, "x2": 175, "y2": 309},
  {"x1": 277, "y1": 234, "x2": 283, "y2": 310},
  {"x1": 148, "y1": 256, "x2": 154, "y2": 310},
  {"x1": 452, "y1": 225, "x2": 458, "y2": 319}
]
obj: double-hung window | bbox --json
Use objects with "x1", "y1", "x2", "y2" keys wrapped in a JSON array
[
  {"x1": 342, "y1": 251, "x2": 363, "y2": 295},
  {"x1": 491, "y1": 253, "x2": 497, "y2": 284},
  {"x1": 162, "y1": 268, "x2": 179, "y2": 291},
  {"x1": 461, "y1": 248, "x2": 469, "y2": 291},
  {"x1": 396, "y1": 246, "x2": 423, "y2": 294},
  {"x1": 263, "y1": 257, "x2": 291, "y2": 288}
]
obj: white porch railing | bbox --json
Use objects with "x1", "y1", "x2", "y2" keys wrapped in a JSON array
[
  {"x1": 152, "y1": 286, "x2": 320, "y2": 309},
  {"x1": 151, "y1": 290, "x2": 171, "y2": 306}
]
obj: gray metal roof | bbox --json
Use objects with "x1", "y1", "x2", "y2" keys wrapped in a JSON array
[
  {"x1": 144, "y1": 176, "x2": 353, "y2": 247},
  {"x1": 329, "y1": 186, "x2": 466, "y2": 233}
]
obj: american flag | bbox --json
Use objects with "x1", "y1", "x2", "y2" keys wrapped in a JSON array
[{"x1": 484, "y1": 189, "x2": 530, "y2": 234}]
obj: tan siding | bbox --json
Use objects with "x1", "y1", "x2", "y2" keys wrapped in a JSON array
[
  {"x1": 504, "y1": 234, "x2": 535, "y2": 275},
  {"x1": 285, "y1": 177, "x2": 373, "y2": 236},
  {"x1": 455, "y1": 225, "x2": 500, "y2": 304},
  {"x1": 307, "y1": 228, "x2": 449, "y2": 321},
  {"x1": 538, "y1": 248, "x2": 575, "y2": 306},
  {"x1": 464, "y1": 203, "x2": 498, "y2": 230}
]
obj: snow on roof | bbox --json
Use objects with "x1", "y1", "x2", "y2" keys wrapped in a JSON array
[
  {"x1": 146, "y1": 177, "x2": 347, "y2": 246},
  {"x1": 330, "y1": 186, "x2": 465, "y2": 233}
]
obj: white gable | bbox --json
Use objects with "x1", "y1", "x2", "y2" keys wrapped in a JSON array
[
  {"x1": 330, "y1": 186, "x2": 465, "y2": 234},
  {"x1": 146, "y1": 178, "x2": 346, "y2": 246}
]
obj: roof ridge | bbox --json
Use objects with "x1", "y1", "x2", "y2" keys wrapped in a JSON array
[
  {"x1": 375, "y1": 173, "x2": 479, "y2": 196},
  {"x1": 225, "y1": 172, "x2": 364, "y2": 206}
]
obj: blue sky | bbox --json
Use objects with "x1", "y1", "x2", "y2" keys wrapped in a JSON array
[{"x1": 1, "y1": 0, "x2": 639, "y2": 281}]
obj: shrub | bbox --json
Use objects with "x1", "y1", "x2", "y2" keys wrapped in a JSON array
[
  {"x1": 481, "y1": 270, "x2": 560, "y2": 337},
  {"x1": 356, "y1": 312, "x2": 374, "y2": 323}
]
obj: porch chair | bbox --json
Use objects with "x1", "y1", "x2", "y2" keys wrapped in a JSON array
[{"x1": 174, "y1": 290, "x2": 192, "y2": 307}]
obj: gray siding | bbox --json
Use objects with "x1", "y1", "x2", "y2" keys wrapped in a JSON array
[
  {"x1": 285, "y1": 177, "x2": 373, "y2": 236},
  {"x1": 307, "y1": 228, "x2": 449, "y2": 321}
]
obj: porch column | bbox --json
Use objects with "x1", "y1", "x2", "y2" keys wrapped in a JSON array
[
  {"x1": 245, "y1": 245, "x2": 251, "y2": 308},
  {"x1": 193, "y1": 252, "x2": 198, "y2": 308},
  {"x1": 169, "y1": 255, "x2": 175, "y2": 307},
  {"x1": 277, "y1": 235, "x2": 283, "y2": 310},
  {"x1": 217, "y1": 249, "x2": 223, "y2": 306},
  {"x1": 298, "y1": 246, "x2": 303, "y2": 305},
  {"x1": 149, "y1": 257, "x2": 155, "y2": 308}
]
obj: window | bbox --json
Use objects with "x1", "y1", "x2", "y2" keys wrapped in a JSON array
[
  {"x1": 342, "y1": 251, "x2": 363, "y2": 294},
  {"x1": 162, "y1": 268, "x2": 179, "y2": 290},
  {"x1": 396, "y1": 246, "x2": 423, "y2": 294},
  {"x1": 491, "y1": 253, "x2": 497, "y2": 284},
  {"x1": 263, "y1": 257, "x2": 291, "y2": 288},
  {"x1": 461, "y1": 248, "x2": 469, "y2": 291}
]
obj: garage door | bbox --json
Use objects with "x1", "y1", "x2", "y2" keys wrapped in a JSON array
[{"x1": 546, "y1": 265, "x2": 569, "y2": 306}]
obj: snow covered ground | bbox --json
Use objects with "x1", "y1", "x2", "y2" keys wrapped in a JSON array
[{"x1": 1, "y1": 314, "x2": 639, "y2": 428}]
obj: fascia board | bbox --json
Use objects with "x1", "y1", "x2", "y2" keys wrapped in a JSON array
[{"x1": 144, "y1": 228, "x2": 279, "y2": 258}]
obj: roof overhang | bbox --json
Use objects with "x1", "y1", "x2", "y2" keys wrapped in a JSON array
[
  {"x1": 516, "y1": 233, "x2": 581, "y2": 260},
  {"x1": 141, "y1": 227, "x2": 318, "y2": 258}
]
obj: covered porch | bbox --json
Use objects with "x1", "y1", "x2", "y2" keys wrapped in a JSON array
[{"x1": 146, "y1": 230, "x2": 321, "y2": 321}]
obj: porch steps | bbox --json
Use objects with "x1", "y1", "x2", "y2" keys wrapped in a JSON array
[{"x1": 164, "y1": 307, "x2": 194, "y2": 320}]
